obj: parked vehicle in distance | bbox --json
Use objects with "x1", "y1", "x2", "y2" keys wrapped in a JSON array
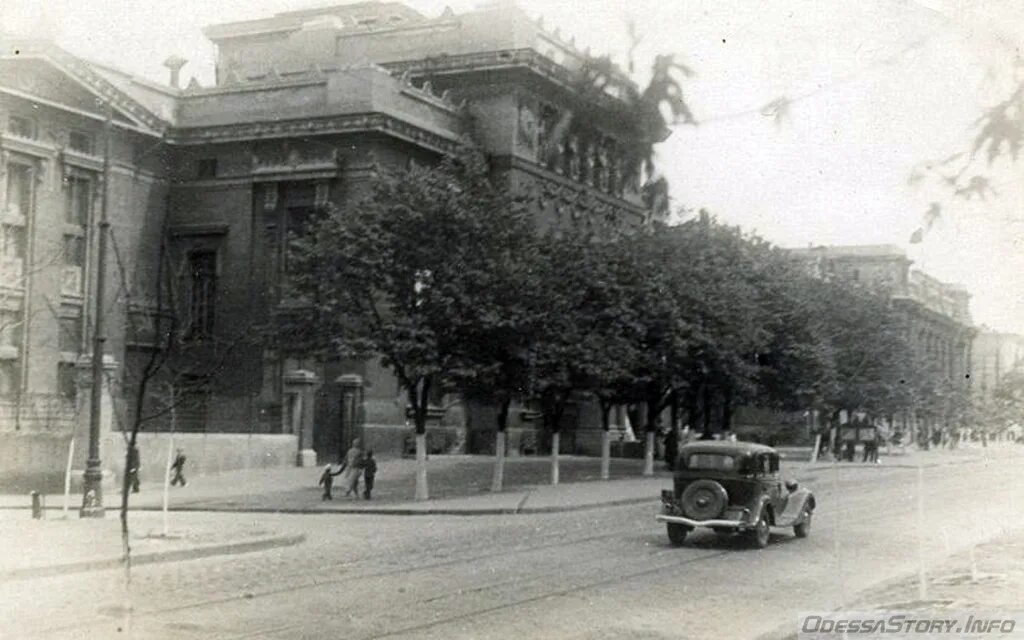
[{"x1": 656, "y1": 440, "x2": 815, "y2": 548}]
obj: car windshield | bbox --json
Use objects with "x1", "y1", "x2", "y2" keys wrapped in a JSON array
[{"x1": 685, "y1": 453, "x2": 736, "y2": 471}]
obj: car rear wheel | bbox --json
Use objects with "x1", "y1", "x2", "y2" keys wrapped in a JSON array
[
  {"x1": 667, "y1": 523, "x2": 689, "y2": 546},
  {"x1": 794, "y1": 509, "x2": 812, "y2": 538},
  {"x1": 749, "y1": 512, "x2": 770, "y2": 549}
]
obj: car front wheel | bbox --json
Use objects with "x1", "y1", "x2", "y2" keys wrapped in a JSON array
[
  {"x1": 794, "y1": 509, "x2": 812, "y2": 538},
  {"x1": 667, "y1": 523, "x2": 689, "y2": 546},
  {"x1": 749, "y1": 512, "x2": 770, "y2": 549}
]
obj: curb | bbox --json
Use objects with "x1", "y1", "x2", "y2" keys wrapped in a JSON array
[
  {"x1": 119, "y1": 495, "x2": 661, "y2": 517},
  {"x1": 0, "y1": 533, "x2": 306, "y2": 582}
]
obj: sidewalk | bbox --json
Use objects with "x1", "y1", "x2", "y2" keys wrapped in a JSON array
[
  {"x1": 765, "y1": 524, "x2": 1024, "y2": 640},
  {"x1": 0, "y1": 509, "x2": 304, "y2": 582},
  {"x1": 3, "y1": 444, "x2": 1019, "y2": 517}
]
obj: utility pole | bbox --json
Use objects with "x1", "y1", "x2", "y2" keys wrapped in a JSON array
[{"x1": 80, "y1": 104, "x2": 113, "y2": 518}]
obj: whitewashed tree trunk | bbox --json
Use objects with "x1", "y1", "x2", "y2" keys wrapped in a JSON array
[
  {"x1": 491, "y1": 431, "x2": 506, "y2": 492},
  {"x1": 810, "y1": 434, "x2": 821, "y2": 464},
  {"x1": 415, "y1": 432, "x2": 429, "y2": 501},
  {"x1": 550, "y1": 432, "x2": 560, "y2": 485},
  {"x1": 162, "y1": 434, "x2": 174, "y2": 536},
  {"x1": 643, "y1": 431, "x2": 655, "y2": 476},
  {"x1": 62, "y1": 437, "x2": 75, "y2": 517},
  {"x1": 600, "y1": 430, "x2": 611, "y2": 480}
]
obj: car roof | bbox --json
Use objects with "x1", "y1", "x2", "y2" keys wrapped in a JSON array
[{"x1": 678, "y1": 440, "x2": 778, "y2": 456}]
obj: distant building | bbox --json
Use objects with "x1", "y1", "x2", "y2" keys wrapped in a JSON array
[
  {"x1": 788, "y1": 244, "x2": 976, "y2": 437},
  {"x1": 0, "y1": 1, "x2": 653, "y2": 487},
  {"x1": 971, "y1": 330, "x2": 1024, "y2": 404}
]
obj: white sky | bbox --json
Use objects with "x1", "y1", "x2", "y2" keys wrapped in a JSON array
[{"x1": 4, "y1": 0, "x2": 1023, "y2": 332}]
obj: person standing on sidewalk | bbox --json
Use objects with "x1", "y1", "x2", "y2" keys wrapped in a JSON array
[
  {"x1": 340, "y1": 438, "x2": 365, "y2": 498},
  {"x1": 362, "y1": 450, "x2": 377, "y2": 500},
  {"x1": 127, "y1": 443, "x2": 141, "y2": 493},
  {"x1": 170, "y1": 449, "x2": 188, "y2": 487},
  {"x1": 663, "y1": 427, "x2": 679, "y2": 470}
]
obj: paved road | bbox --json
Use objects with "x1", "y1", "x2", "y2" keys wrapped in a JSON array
[{"x1": 4, "y1": 457, "x2": 1023, "y2": 640}]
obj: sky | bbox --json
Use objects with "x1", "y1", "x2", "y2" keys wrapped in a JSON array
[{"x1": 4, "y1": 0, "x2": 1023, "y2": 332}]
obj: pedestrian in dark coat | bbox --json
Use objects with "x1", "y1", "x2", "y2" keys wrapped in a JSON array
[
  {"x1": 663, "y1": 428, "x2": 679, "y2": 470},
  {"x1": 127, "y1": 444, "x2": 141, "y2": 493},
  {"x1": 362, "y1": 450, "x2": 377, "y2": 500},
  {"x1": 170, "y1": 449, "x2": 188, "y2": 487},
  {"x1": 319, "y1": 463, "x2": 343, "y2": 501}
]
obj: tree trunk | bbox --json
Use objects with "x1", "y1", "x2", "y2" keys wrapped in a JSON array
[
  {"x1": 722, "y1": 385, "x2": 733, "y2": 433},
  {"x1": 643, "y1": 431, "x2": 656, "y2": 477},
  {"x1": 702, "y1": 384, "x2": 713, "y2": 437},
  {"x1": 415, "y1": 432, "x2": 429, "y2": 500},
  {"x1": 685, "y1": 386, "x2": 699, "y2": 430},
  {"x1": 643, "y1": 385, "x2": 662, "y2": 476},
  {"x1": 409, "y1": 380, "x2": 430, "y2": 501},
  {"x1": 550, "y1": 431, "x2": 560, "y2": 485},
  {"x1": 599, "y1": 399, "x2": 612, "y2": 480},
  {"x1": 491, "y1": 396, "x2": 511, "y2": 493},
  {"x1": 670, "y1": 389, "x2": 680, "y2": 430}
]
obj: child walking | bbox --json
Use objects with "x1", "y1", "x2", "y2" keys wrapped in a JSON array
[
  {"x1": 362, "y1": 450, "x2": 377, "y2": 500},
  {"x1": 319, "y1": 463, "x2": 343, "y2": 501}
]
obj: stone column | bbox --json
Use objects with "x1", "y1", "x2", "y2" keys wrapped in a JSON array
[
  {"x1": 283, "y1": 369, "x2": 318, "y2": 467},
  {"x1": 336, "y1": 374, "x2": 364, "y2": 459}
]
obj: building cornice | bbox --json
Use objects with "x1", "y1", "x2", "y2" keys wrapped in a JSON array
[
  {"x1": 167, "y1": 112, "x2": 462, "y2": 153},
  {"x1": 382, "y1": 49, "x2": 636, "y2": 115}
]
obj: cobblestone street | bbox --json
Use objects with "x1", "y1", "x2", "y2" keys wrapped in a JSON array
[{"x1": 3, "y1": 452, "x2": 1023, "y2": 639}]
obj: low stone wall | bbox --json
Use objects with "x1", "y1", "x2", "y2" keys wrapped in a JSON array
[
  {"x1": 0, "y1": 432, "x2": 73, "y2": 492},
  {"x1": 102, "y1": 432, "x2": 299, "y2": 483}
]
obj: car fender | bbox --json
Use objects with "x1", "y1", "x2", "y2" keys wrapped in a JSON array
[
  {"x1": 777, "y1": 489, "x2": 815, "y2": 527},
  {"x1": 751, "y1": 495, "x2": 774, "y2": 526}
]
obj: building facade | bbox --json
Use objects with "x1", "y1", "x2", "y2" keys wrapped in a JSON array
[
  {"x1": 788, "y1": 244, "x2": 976, "y2": 440},
  {"x1": 0, "y1": 1, "x2": 649, "y2": 488},
  {"x1": 971, "y1": 330, "x2": 1024, "y2": 404}
]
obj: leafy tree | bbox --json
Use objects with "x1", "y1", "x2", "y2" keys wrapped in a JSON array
[
  {"x1": 282, "y1": 148, "x2": 535, "y2": 500},
  {"x1": 527, "y1": 228, "x2": 646, "y2": 483}
]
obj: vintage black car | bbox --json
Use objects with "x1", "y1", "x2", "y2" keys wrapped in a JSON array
[{"x1": 656, "y1": 441, "x2": 815, "y2": 548}]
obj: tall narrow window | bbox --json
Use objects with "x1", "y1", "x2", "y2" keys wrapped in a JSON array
[
  {"x1": 5, "y1": 163, "x2": 32, "y2": 219},
  {"x1": 57, "y1": 362, "x2": 78, "y2": 400},
  {"x1": 188, "y1": 250, "x2": 217, "y2": 338},
  {"x1": 0, "y1": 225, "x2": 26, "y2": 287},
  {"x1": 62, "y1": 235, "x2": 86, "y2": 296},
  {"x1": 196, "y1": 158, "x2": 218, "y2": 179},
  {"x1": 7, "y1": 115, "x2": 35, "y2": 139},
  {"x1": 65, "y1": 176, "x2": 91, "y2": 226},
  {"x1": 0, "y1": 359, "x2": 18, "y2": 397},
  {"x1": 68, "y1": 130, "x2": 95, "y2": 155}
]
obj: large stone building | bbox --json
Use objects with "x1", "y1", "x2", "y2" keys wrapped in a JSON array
[
  {"x1": 0, "y1": 1, "x2": 651, "y2": 488},
  {"x1": 971, "y1": 330, "x2": 1024, "y2": 404},
  {"x1": 788, "y1": 244, "x2": 976, "y2": 438}
]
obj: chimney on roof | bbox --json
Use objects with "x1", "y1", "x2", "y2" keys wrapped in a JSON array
[{"x1": 163, "y1": 55, "x2": 188, "y2": 88}]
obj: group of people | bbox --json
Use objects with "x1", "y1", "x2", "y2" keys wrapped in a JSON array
[
  {"x1": 319, "y1": 438, "x2": 377, "y2": 501},
  {"x1": 126, "y1": 444, "x2": 188, "y2": 493}
]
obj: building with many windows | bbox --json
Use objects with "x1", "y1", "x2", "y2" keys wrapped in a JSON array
[
  {"x1": 0, "y1": 1, "x2": 651, "y2": 488},
  {"x1": 788, "y1": 244, "x2": 976, "y2": 439}
]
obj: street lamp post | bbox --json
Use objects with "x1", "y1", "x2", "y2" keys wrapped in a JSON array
[{"x1": 80, "y1": 105, "x2": 113, "y2": 518}]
